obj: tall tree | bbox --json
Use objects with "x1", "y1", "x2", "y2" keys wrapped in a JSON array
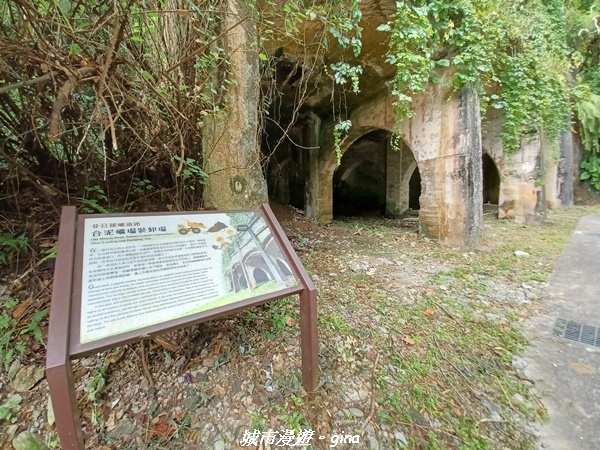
[{"x1": 202, "y1": 0, "x2": 269, "y2": 209}]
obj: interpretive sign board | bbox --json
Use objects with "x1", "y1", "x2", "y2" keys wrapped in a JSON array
[{"x1": 46, "y1": 205, "x2": 318, "y2": 450}]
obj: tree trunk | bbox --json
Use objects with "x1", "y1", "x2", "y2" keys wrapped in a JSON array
[{"x1": 202, "y1": 0, "x2": 268, "y2": 209}]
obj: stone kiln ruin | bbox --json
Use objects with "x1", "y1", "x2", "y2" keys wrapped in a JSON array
[{"x1": 261, "y1": 0, "x2": 575, "y2": 249}]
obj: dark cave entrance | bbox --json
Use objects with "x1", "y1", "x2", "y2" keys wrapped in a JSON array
[
  {"x1": 263, "y1": 122, "x2": 306, "y2": 210},
  {"x1": 333, "y1": 130, "x2": 388, "y2": 217},
  {"x1": 409, "y1": 167, "x2": 421, "y2": 210},
  {"x1": 482, "y1": 153, "x2": 500, "y2": 205}
]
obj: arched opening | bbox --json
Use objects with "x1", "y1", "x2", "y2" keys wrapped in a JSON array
[
  {"x1": 482, "y1": 153, "x2": 500, "y2": 205},
  {"x1": 333, "y1": 130, "x2": 388, "y2": 217},
  {"x1": 232, "y1": 264, "x2": 248, "y2": 291},
  {"x1": 409, "y1": 168, "x2": 421, "y2": 210},
  {"x1": 277, "y1": 259, "x2": 292, "y2": 277},
  {"x1": 253, "y1": 267, "x2": 270, "y2": 285},
  {"x1": 263, "y1": 122, "x2": 306, "y2": 210}
]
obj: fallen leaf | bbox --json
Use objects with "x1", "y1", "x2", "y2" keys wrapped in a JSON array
[
  {"x1": 285, "y1": 317, "x2": 297, "y2": 327},
  {"x1": 12, "y1": 301, "x2": 30, "y2": 320},
  {"x1": 106, "y1": 347, "x2": 126, "y2": 364},
  {"x1": 213, "y1": 339, "x2": 223, "y2": 355},
  {"x1": 568, "y1": 362, "x2": 596, "y2": 375},
  {"x1": 213, "y1": 385, "x2": 226, "y2": 398},
  {"x1": 153, "y1": 336, "x2": 178, "y2": 353},
  {"x1": 174, "y1": 411, "x2": 188, "y2": 422},
  {"x1": 273, "y1": 353, "x2": 284, "y2": 371},
  {"x1": 151, "y1": 413, "x2": 168, "y2": 425},
  {"x1": 149, "y1": 422, "x2": 175, "y2": 439},
  {"x1": 424, "y1": 309, "x2": 435, "y2": 316},
  {"x1": 105, "y1": 412, "x2": 117, "y2": 431},
  {"x1": 401, "y1": 335, "x2": 415, "y2": 346},
  {"x1": 202, "y1": 356, "x2": 218, "y2": 367}
]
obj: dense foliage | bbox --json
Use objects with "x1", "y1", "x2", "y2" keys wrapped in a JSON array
[
  {"x1": 379, "y1": 0, "x2": 573, "y2": 153},
  {"x1": 567, "y1": 0, "x2": 600, "y2": 188},
  {"x1": 0, "y1": 0, "x2": 366, "y2": 218},
  {"x1": 0, "y1": 0, "x2": 227, "y2": 215},
  {"x1": 1, "y1": 0, "x2": 598, "y2": 219}
]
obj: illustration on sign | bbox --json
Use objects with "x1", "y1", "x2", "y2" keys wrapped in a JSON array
[{"x1": 80, "y1": 212, "x2": 298, "y2": 343}]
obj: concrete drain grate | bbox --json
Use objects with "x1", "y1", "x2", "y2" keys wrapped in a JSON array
[{"x1": 553, "y1": 318, "x2": 600, "y2": 347}]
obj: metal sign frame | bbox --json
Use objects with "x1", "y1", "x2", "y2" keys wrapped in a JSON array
[{"x1": 46, "y1": 204, "x2": 318, "y2": 449}]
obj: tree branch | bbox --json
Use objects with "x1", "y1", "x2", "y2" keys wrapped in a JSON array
[
  {"x1": 48, "y1": 67, "x2": 98, "y2": 142},
  {"x1": 0, "y1": 71, "x2": 57, "y2": 95}
]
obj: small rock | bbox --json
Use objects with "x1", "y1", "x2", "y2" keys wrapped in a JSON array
[
  {"x1": 4, "y1": 424, "x2": 18, "y2": 442},
  {"x1": 394, "y1": 431, "x2": 408, "y2": 446},
  {"x1": 108, "y1": 419, "x2": 136, "y2": 439},
  {"x1": 13, "y1": 366, "x2": 45, "y2": 392},
  {"x1": 173, "y1": 356, "x2": 186, "y2": 368},
  {"x1": 488, "y1": 411, "x2": 502, "y2": 422},
  {"x1": 514, "y1": 250, "x2": 529, "y2": 257},
  {"x1": 367, "y1": 435, "x2": 379, "y2": 450},
  {"x1": 511, "y1": 393, "x2": 525, "y2": 404},
  {"x1": 47, "y1": 396, "x2": 55, "y2": 426},
  {"x1": 8, "y1": 360, "x2": 21, "y2": 380},
  {"x1": 12, "y1": 431, "x2": 47, "y2": 450},
  {"x1": 213, "y1": 436, "x2": 225, "y2": 450},
  {"x1": 348, "y1": 408, "x2": 364, "y2": 418},
  {"x1": 80, "y1": 357, "x2": 96, "y2": 367},
  {"x1": 485, "y1": 313, "x2": 505, "y2": 322},
  {"x1": 512, "y1": 356, "x2": 528, "y2": 370}
]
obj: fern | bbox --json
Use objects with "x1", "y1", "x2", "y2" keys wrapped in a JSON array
[{"x1": 573, "y1": 83, "x2": 600, "y2": 154}]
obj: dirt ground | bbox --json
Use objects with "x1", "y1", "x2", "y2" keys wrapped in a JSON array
[{"x1": 2, "y1": 202, "x2": 600, "y2": 449}]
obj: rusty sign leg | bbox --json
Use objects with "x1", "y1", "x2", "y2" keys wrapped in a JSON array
[
  {"x1": 300, "y1": 287, "x2": 319, "y2": 392},
  {"x1": 261, "y1": 203, "x2": 320, "y2": 392},
  {"x1": 46, "y1": 206, "x2": 84, "y2": 449},
  {"x1": 47, "y1": 360, "x2": 83, "y2": 449}
]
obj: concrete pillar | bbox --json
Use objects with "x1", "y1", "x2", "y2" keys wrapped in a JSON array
[
  {"x1": 544, "y1": 140, "x2": 561, "y2": 210},
  {"x1": 558, "y1": 129, "x2": 574, "y2": 207},
  {"x1": 415, "y1": 83, "x2": 483, "y2": 248},
  {"x1": 303, "y1": 113, "x2": 333, "y2": 223},
  {"x1": 385, "y1": 140, "x2": 416, "y2": 216},
  {"x1": 386, "y1": 139, "x2": 403, "y2": 215},
  {"x1": 543, "y1": 129, "x2": 574, "y2": 210},
  {"x1": 498, "y1": 134, "x2": 546, "y2": 223}
]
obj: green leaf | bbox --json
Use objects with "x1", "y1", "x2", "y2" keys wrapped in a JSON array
[
  {"x1": 259, "y1": 53, "x2": 268, "y2": 61},
  {"x1": 69, "y1": 44, "x2": 82, "y2": 56},
  {"x1": 141, "y1": 70, "x2": 155, "y2": 82},
  {"x1": 58, "y1": 0, "x2": 71, "y2": 14}
]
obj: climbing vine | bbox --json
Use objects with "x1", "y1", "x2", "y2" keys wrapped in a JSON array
[
  {"x1": 378, "y1": 0, "x2": 572, "y2": 153},
  {"x1": 257, "y1": 0, "x2": 364, "y2": 165}
]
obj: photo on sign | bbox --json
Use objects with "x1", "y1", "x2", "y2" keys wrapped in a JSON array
[{"x1": 80, "y1": 211, "x2": 298, "y2": 343}]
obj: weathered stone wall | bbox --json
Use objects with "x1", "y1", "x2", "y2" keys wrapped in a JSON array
[
  {"x1": 385, "y1": 140, "x2": 417, "y2": 216},
  {"x1": 404, "y1": 81, "x2": 483, "y2": 247},
  {"x1": 309, "y1": 71, "x2": 483, "y2": 248},
  {"x1": 558, "y1": 130, "x2": 574, "y2": 207},
  {"x1": 258, "y1": 0, "x2": 574, "y2": 249},
  {"x1": 482, "y1": 112, "x2": 571, "y2": 222}
]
